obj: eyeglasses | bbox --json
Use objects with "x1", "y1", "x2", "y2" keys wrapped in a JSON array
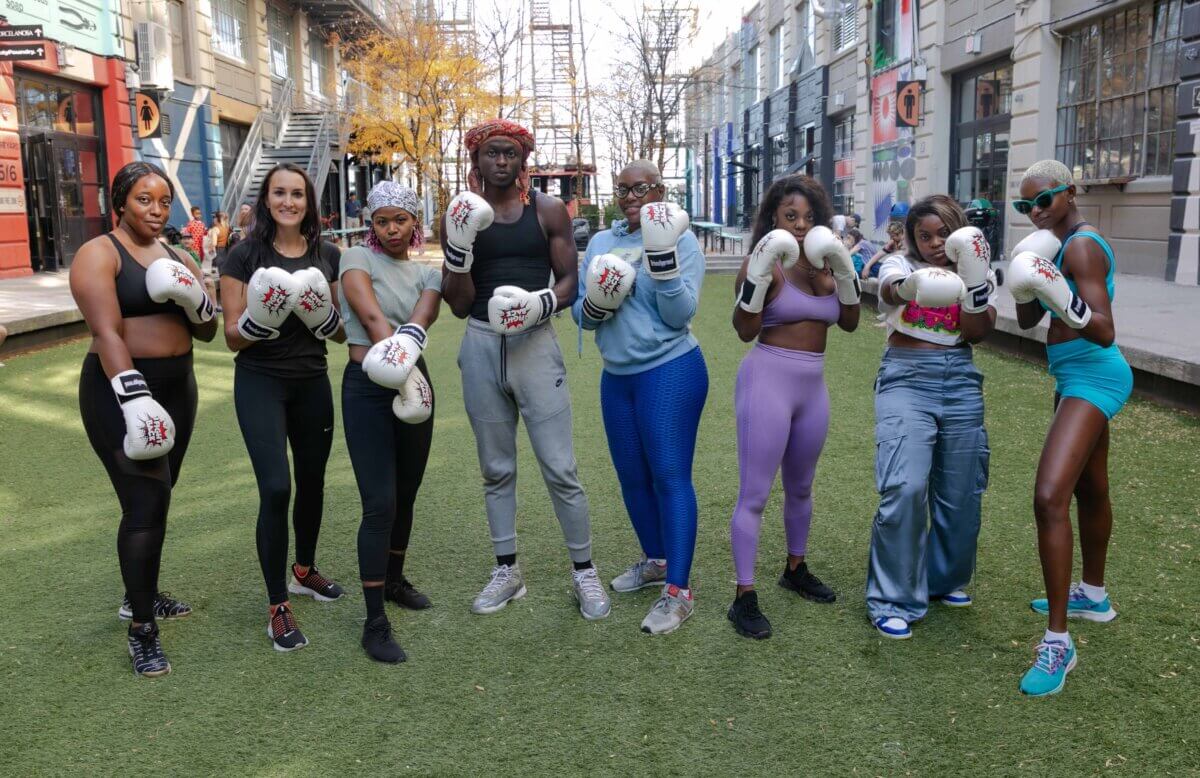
[
  {"x1": 1012, "y1": 185, "x2": 1069, "y2": 215},
  {"x1": 616, "y1": 182, "x2": 661, "y2": 199}
]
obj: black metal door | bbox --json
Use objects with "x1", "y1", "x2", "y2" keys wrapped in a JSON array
[{"x1": 24, "y1": 133, "x2": 66, "y2": 272}]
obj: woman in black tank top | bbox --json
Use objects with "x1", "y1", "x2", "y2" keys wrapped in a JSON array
[{"x1": 70, "y1": 161, "x2": 217, "y2": 678}]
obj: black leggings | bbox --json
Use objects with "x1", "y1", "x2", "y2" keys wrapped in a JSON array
[
  {"x1": 342, "y1": 359, "x2": 434, "y2": 582},
  {"x1": 79, "y1": 352, "x2": 197, "y2": 623},
  {"x1": 234, "y1": 364, "x2": 333, "y2": 605}
]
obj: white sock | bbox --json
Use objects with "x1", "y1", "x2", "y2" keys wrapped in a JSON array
[
  {"x1": 649, "y1": 558, "x2": 667, "y2": 566},
  {"x1": 1044, "y1": 628, "x2": 1071, "y2": 646},
  {"x1": 1079, "y1": 581, "x2": 1106, "y2": 601}
]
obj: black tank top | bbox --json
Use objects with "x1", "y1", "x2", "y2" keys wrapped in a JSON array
[
  {"x1": 110, "y1": 234, "x2": 188, "y2": 320},
  {"x1": 469, "y1": 191, "x2": 553, "y2": 321}
]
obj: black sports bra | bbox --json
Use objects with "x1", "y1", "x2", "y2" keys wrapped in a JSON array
[{"x1": 109, "y1": 233, "x2": 188, "y2": 320}]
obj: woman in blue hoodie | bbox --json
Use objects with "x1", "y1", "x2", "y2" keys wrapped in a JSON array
[{"x1": 572, "y1": 160, "x2": 707, "y2": 635}]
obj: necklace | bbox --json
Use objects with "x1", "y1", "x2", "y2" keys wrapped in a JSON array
[{"x1": 272, "y1": 237, "x2": 307, "y2": 258}]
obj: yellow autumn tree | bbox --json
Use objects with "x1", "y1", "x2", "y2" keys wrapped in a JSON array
[{"x1": 343, "y1": 16, "x2": 498, "y2": 217}]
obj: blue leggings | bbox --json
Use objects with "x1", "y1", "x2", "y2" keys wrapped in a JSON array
[{"x1": 600, "y1": 347, "x2": 708, "y2": 588}]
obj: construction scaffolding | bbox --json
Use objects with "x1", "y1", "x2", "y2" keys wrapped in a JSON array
[{"x1": 527, "y1": 0, "x2": 597, "y2": 212}]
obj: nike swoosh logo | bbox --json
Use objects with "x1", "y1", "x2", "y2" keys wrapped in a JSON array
[{"x1": 323, "y1": 427, "x2": 333, "y2": 432}]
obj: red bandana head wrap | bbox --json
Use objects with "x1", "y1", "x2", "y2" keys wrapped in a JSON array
[{"x1": 465, "y1": 119, "x2": 536, "y2": 205}]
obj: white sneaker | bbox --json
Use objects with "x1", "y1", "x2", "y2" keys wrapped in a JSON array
[
  {"x1": 640, "y1": 584, "x2": 694, "y2": 634},
  {"x1": 571, "y1": 567, "x2": 611, "y2": 620},
  {"x1": 610, "y1": 556, "x2": 667, "y2": 592},
  {"x1": 471, "y1": 563, "x2": 527, "y2": 615}
]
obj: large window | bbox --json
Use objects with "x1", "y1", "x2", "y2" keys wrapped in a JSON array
[
  {"x1": 768, "y1": 26, "x2": 783, "y2": 92},
  {"x1": 211, "y1": 0, "x2": 249, "y2": 62},
  {"x1": 167, "y1": 0, "x2": 193, "y2": 81},
  {"x1": 267, "y1": 4, "x2": 293, "y2": 79},
  {"x1": 793, "y1": 2, "x2": 815, "y2": 74},
  {"x1": 832, "y1": 114, "x2": 855, "y2": 214},
  {"x1": 1056, "y1": 0, "x2": 1181, "y2": 181},
  {"x1": 307, "y1": 25, "x2": 329, "y2": 97},
  {"x1": 835, "y1": 0, "x2": 859, "y2": 52},
  {"x1": 746, "y1": 45, "x2": 760, "y2": 102}
]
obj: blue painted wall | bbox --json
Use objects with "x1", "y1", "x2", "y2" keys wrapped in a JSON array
[{"x1": 134, "y1": 83, "x2": 223, "y2": 226}]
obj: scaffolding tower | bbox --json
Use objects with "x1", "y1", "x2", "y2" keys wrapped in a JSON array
[{"x1": 527, "y1": 0, "x2": 597, "y2": 207}]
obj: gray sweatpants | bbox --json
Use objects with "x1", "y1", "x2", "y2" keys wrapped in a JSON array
[{"x1": 457, "y1": 317, "x2": 592, "y2": 563}]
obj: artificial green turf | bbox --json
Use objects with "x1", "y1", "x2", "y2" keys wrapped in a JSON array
[{"x1": 0, "y1": 274, "x2": 1197, "y2": 775}]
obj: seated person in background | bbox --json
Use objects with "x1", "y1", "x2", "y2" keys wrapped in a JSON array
[
  {"x1": 861, "y1": 219, "x2": 906, "y2": 280},
  {"x1": 843, "y1": 228, "x2": 877, "y2": 276}
]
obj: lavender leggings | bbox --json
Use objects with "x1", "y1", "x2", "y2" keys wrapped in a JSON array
[{"x1": 730, "y1": 343, "x2": 830, "y2": 586}]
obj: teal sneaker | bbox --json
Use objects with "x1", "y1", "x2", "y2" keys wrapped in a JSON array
[
  {"x1": 1019, "y1": 639, "x2": 1077, "y2": 697},
  {"x1": 1030, "y1": 583, "x2": 1116, "y2": 622}
]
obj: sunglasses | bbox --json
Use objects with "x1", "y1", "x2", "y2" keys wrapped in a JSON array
[{"x1": 1012, "y1": 184, "x2": 1069, "y2": 215}]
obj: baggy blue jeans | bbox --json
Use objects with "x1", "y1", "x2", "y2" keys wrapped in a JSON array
[{"x1": 865, "y1": 347, "x2": 990, "y2": 623}]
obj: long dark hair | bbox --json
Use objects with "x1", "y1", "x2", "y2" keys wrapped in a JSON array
[
  {"x1": 749, "y1": 175, "x2": 833, "y2": 248},
  {"x1": 904, "y1": 194, "x2": 966, "y2": 265},
  {"x1": 111, "y1": 161, "x2": 175, "y2": 220},
  {"x1": 249, "y1": 163, "x2": 322, "y2": 247}
]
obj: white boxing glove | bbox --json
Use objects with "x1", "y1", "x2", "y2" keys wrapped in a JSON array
[
  {"x1": 111, "y1": 370, "x2": 175, "y2": 461},
  {"x1": 639, "y1": 202, "x2": 690, "y2": 280},
  {"x1": 945, "y1": 227, "x2": 993, "y2": 314},
  {"x1": 444, "y1": 192, "x2": 495, "y2": 273},
  {"x1": 238, "y1": 266, "x2": 300, "y2": 341},
  {"x1": 1011, "y1": 229, "x2": 1062, "y2": 262},
  {"x1": 364, "y1": 323, "x2": 427, "y2": 389},
  {"x1": 487, "y1": 285, "x2": 556, "y2": 334},
  {"x1": 581, "y1": 254, "x2": 636, "y2": 322},
  {"x1": 738, "y1": 229, "x2": 798, "y2": 313},
  {"x1": 146, "y1": 258, "x2": 214, "y2": 324},
  {"x1": 392, "y1": 368, "x2": 433, "y2": 424},
  {"x1": 1008, "y1": 252, "x2": 1092, "y2": 329},
  {"x1": 893, "y1": 266, "x2": 967, "y2": 308},
  {"x1": 292, "y1": 267, "x2": 342, "y2": 339},
  {"x1": 803, "y1": 225, "x2": 861, "y2": 305}
]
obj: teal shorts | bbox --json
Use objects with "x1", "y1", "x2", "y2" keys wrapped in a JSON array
[{"x1": 1046, "y1": 338, "x2": 1133, "y2": 420}]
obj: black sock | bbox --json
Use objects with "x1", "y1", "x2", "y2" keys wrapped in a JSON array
[
  {"x1": 386, "y1": 550, "x2": 406, "y2": 582},
  {"x1": 496, "y1": 553, "x2": 517, "y2": 567},
  {"x1": 363, "y1": 586, "x2": 385, "y2": 620},
  {"x1": 572, "y1": 559, "x2": 594, "y2": 571}
]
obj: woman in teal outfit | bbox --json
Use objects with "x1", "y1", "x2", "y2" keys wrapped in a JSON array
[{"x1": 1007, "y1": 159, "x2": 1133, "y2": 697}]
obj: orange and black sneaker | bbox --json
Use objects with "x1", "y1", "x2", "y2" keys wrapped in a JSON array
[
  {"x1": 267, "y1": 602, "x2": 308, "y2": 652},
  {"x1": 288, "y1": 564, "x2": 345, "y2": 602}
]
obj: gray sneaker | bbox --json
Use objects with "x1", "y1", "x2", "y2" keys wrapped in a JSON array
[
  {"x1": 640, "y1": 584, "x2": 694, "y2": 634},
  {"x1": 571, "y1": 566, "x2": 612, "y2": 621},
  {"x1": 471, "y1": 563, "x2": 527, "y2": 615},
  {"x1": 610, "y1": 557, "x2": 667, "y2": 592}
]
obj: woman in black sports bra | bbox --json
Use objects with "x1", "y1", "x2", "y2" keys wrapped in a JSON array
[{"x1": 70, "y1": 161, "x2": 217, "y2": 678}]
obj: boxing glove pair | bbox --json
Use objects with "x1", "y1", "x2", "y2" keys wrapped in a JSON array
[
  {"x1": 237, "y1": 266, "x2": 341, "y2": 341},
  {"x1": 889, "y1": 226, "x2": 994, "y2": 310},
  {"x1": 363, "y1": 322, "x2": 433, "y2": 424},
  {"x1": 736, "y1": 226, "x2": 861, "y2": 314},
  {"x1": 1007, "y1": 230, "x2": 1091, "y2": 328},
  {"x1": 581, "y1": 202, "x2": 690, "y2": 321}
]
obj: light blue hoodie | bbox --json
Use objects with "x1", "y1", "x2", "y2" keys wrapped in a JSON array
[{"x1": 571, "y1": 218, "x2": 705, "y2": 375}]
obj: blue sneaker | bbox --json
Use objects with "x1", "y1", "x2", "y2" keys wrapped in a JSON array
[
  {"x1": 1030, "y1": 583, "x2": 1116, "y2": 622},
  {"x1": 937, "y1": 589, "x2": 972, "y2": 607},
  {"x1": 873, "y1": 616, "x2": 912, "y2": 639},
  {"x1": 1019, "y1": 639, "x2": 1077, "y2": 697}
]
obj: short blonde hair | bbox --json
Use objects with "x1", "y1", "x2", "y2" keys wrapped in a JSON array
[{"x1": 1022, "y1": 159, "x2": 1073, "y2": 187}]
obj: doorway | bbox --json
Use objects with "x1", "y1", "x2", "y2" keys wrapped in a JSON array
[{"x1": 950, "y1": 60, "x2": 1012, "y2": 257}]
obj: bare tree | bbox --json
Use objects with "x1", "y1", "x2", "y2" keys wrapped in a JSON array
[{"x1": 478, "y1": 0, "x2": 529, "y2": 120}]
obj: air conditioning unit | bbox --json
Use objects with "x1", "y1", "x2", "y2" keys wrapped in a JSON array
[{"x1": 135, "y1": 21, "x2": 174, "y2": 91}]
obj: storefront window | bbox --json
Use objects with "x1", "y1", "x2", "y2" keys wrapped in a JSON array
[
  {"x1": 951, "y1": 61, "x2": 1012, "y2": 255},
  {"x1": 1056, "y1": 0, "x2": 1181, "y2": 180},
  {"x1": 832, "y1": 114, "x2": 854, "y2": 214}
]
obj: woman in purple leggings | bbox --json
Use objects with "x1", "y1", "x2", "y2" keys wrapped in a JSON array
[{"x1": 727, "y1": 175, "x2": 861, "y2": 639}]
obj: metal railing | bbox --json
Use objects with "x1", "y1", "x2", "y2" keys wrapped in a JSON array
[
  {"x1": 219, "y1": 77, "x2": 294, "y2": 216},
  {"x1": 307, "y1": 108, "x2": 338, "y2": 198}
]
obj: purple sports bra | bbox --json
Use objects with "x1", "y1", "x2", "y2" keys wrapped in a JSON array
[{"x1": 761, "y1": 276, "x2": 840, "y2": 329}]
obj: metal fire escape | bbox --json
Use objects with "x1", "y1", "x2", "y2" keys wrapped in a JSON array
[{"x1": 527, "y1": 0, "x2": 596, "y2": 204}]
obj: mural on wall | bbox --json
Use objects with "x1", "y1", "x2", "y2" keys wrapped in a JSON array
[{"x1": 871, "y1": 66, "x2": 916, "y2": 238}]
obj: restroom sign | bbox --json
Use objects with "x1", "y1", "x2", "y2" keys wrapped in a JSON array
[
  {"x1": 135, "y1": 91, "x2": 162, "y2": 139},
  {"x1": 896, "y1": 80, "x2": 924, "y2": 128}
]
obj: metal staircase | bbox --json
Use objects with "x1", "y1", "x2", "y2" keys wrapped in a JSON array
[{"x1": 220, "y1": 78, "x2": 344, "y2": 216}]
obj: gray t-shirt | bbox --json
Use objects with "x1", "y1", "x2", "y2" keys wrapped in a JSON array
[{"x1": 337, "y1": 246, "x2": 442, "y2": 346}]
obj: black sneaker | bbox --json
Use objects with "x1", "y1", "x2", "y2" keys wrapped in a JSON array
[
  {"x1": 727, "y1": 591, "x2": 772, "y2": 639},
  {"x1": 118, "y1": 591, "x2": 193, "y2": 621},
  {"x1": 362, "y1": 615, "x2": 406, "y2": 663},
  {"x1": 267, "y1": 603, "x2": 309, "y2": 652},
  {"x1": 288, "y1": 565, "x2": 345, "y2": 602},
  {"x1": 779, "y1": 562, "x2": 836, "y2": 603},
  {"x1": 127, "y1": 622, "x2": 171, "y2": 677},
  {"x1": 384, "y1": 576, "x2": 432, "y2": 610}
]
